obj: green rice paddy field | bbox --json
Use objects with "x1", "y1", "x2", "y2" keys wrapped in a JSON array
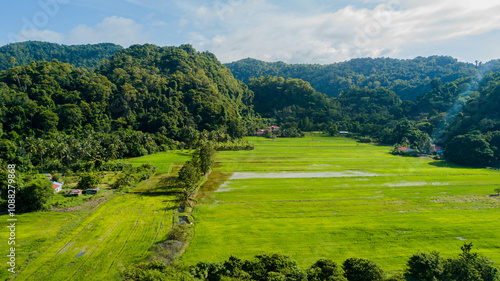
[
  {"x1": 183, "y1": 135, "x2": 500, "y2": 272},
  {"x1": 0, "y1": 151, "x2": 189, "y2": 281}
]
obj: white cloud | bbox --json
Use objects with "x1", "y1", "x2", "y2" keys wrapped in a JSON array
[
  {"x1": 11, "y1": 16, "x2": 147, "y2": 48},
  {"x1": 184, "y1": 0, "x2": 500, "y2": 63},
  {"x1": 66, "y1": 16, "x2": 146, "y2": 47},
  {"x1": 13, "y1": 29, "x2": 64, "y2": 43}
]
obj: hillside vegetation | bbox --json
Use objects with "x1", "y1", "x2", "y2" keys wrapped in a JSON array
[
  {"x1": 0, "y1": 44, "x2": 260, "y2": 173},
  {"x1": 0, "y1": 41, "x2": 123, "y2": 70},
  {"x1": 226, "y1": 56, "x2": 481, "y2": 100}
]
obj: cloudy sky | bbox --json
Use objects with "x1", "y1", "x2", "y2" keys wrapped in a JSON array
[{"x1": 2, "y1": 0, "x2": 500, "y2": 64}]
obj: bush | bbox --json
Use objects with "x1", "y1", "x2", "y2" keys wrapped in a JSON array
[
  {"x1": 404, "y1": 251, "x2": 444, "y2": 281},
  {"x1": 445, "y1": 134, "x2": 495, "y2": 167},
  {"x1": 190, "y1": 262, "x2": 227, "y2": 281},
  {"x1": 18, "y1": 179, "x2": 54, "y2": 212},
  {"x1": 122, "y1": 260, "x2": 193, "y2": 281},
  {"x1": 99, "y1": 161, "x2": 132, "y2": 171},
  {"x1": 76, "y1": 173, "x2": 101, "y2": 190},
  {"x1": 307, "y1": 259, "x2": 346, "y2": 281},
  {"x1": 443, "y1": 243, "x2": 500, "y2": 281},
  {"x1": 243, "y1": 253, "x2": 306, "y2": 281},
  {"x1": 167, "y1": 222, "x2": 190, "y2": 241},
  {"x1": 111, "y1": 164, "x2": 157, "y2": 190},
  {"x1": 342, "y1": 258, "x2": 384, "y2": 281}
]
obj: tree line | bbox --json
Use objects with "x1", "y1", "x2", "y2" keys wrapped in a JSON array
[
  {"x1": 0, "y1": 41, "x2": 123, "y2": 71},
  {"x1": 123, "y1": 243, "x2": 499, "y2": 281},
  {"x1": 226, "y1": 56, "x2": 488, "y2": 100}
]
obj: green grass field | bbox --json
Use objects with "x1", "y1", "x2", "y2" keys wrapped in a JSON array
[
  {"x1": 183, "y1": 135, "x2": 500, "y2": 272},
  {"x1": 124, "y1": 150, "x2": 192, "y2": 174},
  {"x1": 0, "y1": 151, "x2": 189, "y2": 281}
]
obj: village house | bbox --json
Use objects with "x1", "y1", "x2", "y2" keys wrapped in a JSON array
[
  {"x1": 52, "y1": 181, "x2": 63, "y2": 193},
  {"x1": 434, "y1": 145, "x2": 444, "y2": 155},
  {"x1": 86, "y1": 188, "x2": 100, "y2": 195},
  {"x1": 254, "y1": 125, "x2": 280, "y2": 136},
  {"x1": 398, "y1": 147, "x2": 414, "y2": 152},
  {"x1": 69, "y1": 189, "x2": 82, "y2": 196}
]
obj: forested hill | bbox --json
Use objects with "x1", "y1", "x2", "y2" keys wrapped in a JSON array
[
  {"x1": 225, "y1": 56, "x2": 480, "y2": 100},
  {"x1": 0, "y1": 43, "x2": 255, "y2": 140},
  {"x1": 0, "y1": 41, "x2": 123, "y2": 70},
  {"x1": 0, "y1": 44, "x2": 259, "y2": 171}
]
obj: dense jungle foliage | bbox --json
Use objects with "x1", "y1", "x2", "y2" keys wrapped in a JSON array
[
  {"x1": 226, "y1": 57, "x2": 500, "y2": 101},
  {"x1": 0, "y1": 43, "x2": 261, "y2": 174},
  {"x1": 0, "y1": 41, "x2": 123, "y2": 70},
  {"x1": 1, "y1": 41, "x2": 500, "y2": 173}
]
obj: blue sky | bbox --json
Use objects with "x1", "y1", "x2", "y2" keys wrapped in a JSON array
[{"x1": 2, "y1": 0, "x2": 500, "y2": 64}]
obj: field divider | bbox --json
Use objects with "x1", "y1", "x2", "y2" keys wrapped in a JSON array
[{"x1": 152, "y1": 205, "x2": 170, "y2": 246}]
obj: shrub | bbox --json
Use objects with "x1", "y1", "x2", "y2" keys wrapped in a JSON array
[
  {"x1": 404, "y1": 251, "x2": 444, "y2": 281},
  {"x1": 342, "y1": 258, "x2": 384, "y2": 281},
  {"x1": 307, "y1": 259, "x2": 347, "y2": 281},
  {"x1": 18, "y1": 179, "x2": 54, "y2": 212},
  {"x1": 76, "y1": 173, "x2": 101, "y2": 190},
  {"x1": 243, "y1": 253, "x2": 306, "y2": 281}
]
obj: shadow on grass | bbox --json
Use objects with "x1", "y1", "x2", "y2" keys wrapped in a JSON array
[
  {"x1": 427, "y1": 160, "x2": 481, "y2": 169},
  {"x1": 375, "y1": 143, "x2": 393, "y2": 147}
]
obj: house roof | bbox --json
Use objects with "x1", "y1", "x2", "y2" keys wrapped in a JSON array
[
  {"x1": 52, "y1": 181, "x2": 63, "y2": 189},
  {"x1": 398, "y1": 147, "x2": 414, "y2": 151},
  {"x1": 435, "y1": 145, "x2": 444, "y2": 151}
]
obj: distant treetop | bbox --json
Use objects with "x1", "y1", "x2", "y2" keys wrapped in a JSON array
[
  {"x1": 0, "y1": 41, "x2": 123, "y2": 70},
  {"x1": 225, "y1": 56, "x2": 481, "y2": 100}
]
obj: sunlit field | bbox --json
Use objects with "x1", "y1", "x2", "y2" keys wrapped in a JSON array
[
  {"x1": 183, "y1": 135, "x2": 500, "y2": 272},
  {"x1": 0, "y1": 151, "x2": 189, "y2": 281}
]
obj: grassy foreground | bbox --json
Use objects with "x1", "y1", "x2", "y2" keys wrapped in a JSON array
[
  {"x1": 183, "y1": 135, "x2": 500, "y2": 272},
  {"x1": 0, "y1": 151, "x2": 189, "y2": 281}
]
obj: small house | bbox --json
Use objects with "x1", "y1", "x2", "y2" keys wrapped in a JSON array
[
  {"x1": 254, "y1": 126, "x2": 280, "y2": 136},
  {"x1": 52, "y1": 181, "x2": 63, "y2": 193},
  {"x1": 435, "y1": 145, "x2": 444, "y2": 155},
  {"x1": 254, "y1": 130, "x2": 265, "y2": 136},
  {"x1": 269, "y1": 125, "x2": 280, "y2": 132},
  {"x1": 339, "y1": 131, "x2": 349, "y2": 135},
  {"x1": 398, "y1": 147, "x2": 414, "y2": 152},
  {"x1": 69, "y1": 189, "x2": 82, "y2": 196},
  {"x1": 86, "y1": 188, "x2": 100, "y2": 195}
]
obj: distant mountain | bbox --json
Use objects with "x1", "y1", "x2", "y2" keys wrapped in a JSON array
[
  {"x1": 0, "y1": 41, "x2": 123, "y2": 70},
  {"x1": 225, "y1": 56, "x2": 480, "y2": 100},
  {"x1": 0, "y1": 43, "x2": 255, "y2": 140}
]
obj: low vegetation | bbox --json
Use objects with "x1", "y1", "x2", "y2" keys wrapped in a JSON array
[{"x1": 123, "y1": 244, "x2": 498, "y2": 280}]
